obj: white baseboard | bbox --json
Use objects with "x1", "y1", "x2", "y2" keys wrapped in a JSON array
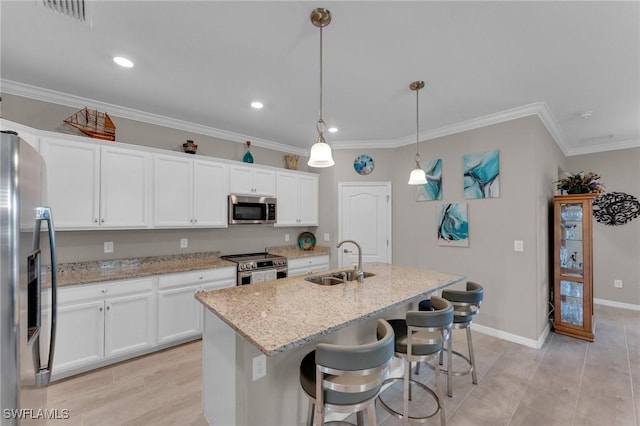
[
  {"x1": 471, "y1": 322, "x2": 550, "y2": 349},
  {"x1": 594, "y1": 298, "x2": 640, "y2": 311}
]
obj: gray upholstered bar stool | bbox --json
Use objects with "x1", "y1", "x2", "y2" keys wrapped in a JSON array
[
  {"x1": 417, "y1": 281, "x2": 483, "y2": 397},
  {"x1": 299, "y1": 319, "x2": 395, "y2": 426},
  {"x1": 377, "y1": 296, "x2": 453, "y2": 426}
]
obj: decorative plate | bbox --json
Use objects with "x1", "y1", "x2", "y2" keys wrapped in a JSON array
[
  {"x1": 297, "y1": 232, "x2": 316, "y2": 250},
  {"x1": 353, "y1": 154, "x2": 374, "y2": 175}
]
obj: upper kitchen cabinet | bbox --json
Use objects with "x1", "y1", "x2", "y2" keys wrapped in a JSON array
[
  {"x1": 40, "y1": 137, "x2": 150, "y2": 230},
  {"x1": 276, "y1": 172, "x2": 319, "y2": 226},
  {"x1": 229, "y1": 164, "x2": 276, "y2": 196},
  {"x1": 153, "y1": 154, "x2": 228, "y2": 227}
]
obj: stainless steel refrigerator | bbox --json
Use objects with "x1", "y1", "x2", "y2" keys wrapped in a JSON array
[{"x1": 0, "y1": 131, "x2": 58, "y2": 424}]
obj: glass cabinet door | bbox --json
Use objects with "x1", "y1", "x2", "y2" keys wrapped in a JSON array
[{"x1": 553, "y1": 194, "x2": 595, "y2": 341}]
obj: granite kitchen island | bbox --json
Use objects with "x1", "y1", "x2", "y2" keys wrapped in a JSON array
[{"x1": 195, "y1": 262, "x2": 466, "y2": 426}]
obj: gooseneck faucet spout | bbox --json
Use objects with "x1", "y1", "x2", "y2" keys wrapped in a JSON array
[{"x1": 336, "y1": 240, "x2": 364, "y2": 283}]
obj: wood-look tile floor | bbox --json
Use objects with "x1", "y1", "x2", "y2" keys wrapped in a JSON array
[{"x1": 33, "y1": 304, "x2": 638, "y2": 426}]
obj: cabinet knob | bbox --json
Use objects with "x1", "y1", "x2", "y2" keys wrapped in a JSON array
[
  {"x1": 106, "y1": 306, "x2": 110, "y2": 311},
  {"x1": 199, "y1": 276, "x2": 204, "y2": 280},
  {"x1": 99, "y1": 307, "x2": 103, "y2": 312},
  {"x1": 101, "y1": 219, "x2": 105, "y2": 223},
  {"x1": 194, "y1": 219, "x2": 198, "y2": 223},
  {"x1": 102, "y1": 289, "x2": 108, "y2": 293},
  {"x1": 94, "y1": 219, "x2": 99, "y2": 223}
]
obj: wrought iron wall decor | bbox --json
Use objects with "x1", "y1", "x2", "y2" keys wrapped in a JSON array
[{"x1": 592, "y1": 192, "x2": 640, "y2": 226}]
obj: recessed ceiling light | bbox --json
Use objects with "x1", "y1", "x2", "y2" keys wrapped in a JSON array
[
  {"x1": 113, "y1": 56, "x2": 134, "y2": 68},
  {"x1": 328, "y1": 127, "x2": 338, "y2": 133},
  {"x1": 251, "y1": 101, "x2": 264, "y2": 109}
]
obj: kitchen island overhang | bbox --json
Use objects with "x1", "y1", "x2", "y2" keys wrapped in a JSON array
[{"x1": 196, "y1": 262, "x2": 466, "y2": 425}]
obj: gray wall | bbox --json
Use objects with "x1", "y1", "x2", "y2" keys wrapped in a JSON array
[{"x1": 567, "y1": 148, "x2": 640, "y2": 306}]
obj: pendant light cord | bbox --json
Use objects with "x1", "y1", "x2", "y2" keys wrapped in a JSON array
[
  {"x1": 415, "y1": 84, "x2": 420, "y2": 164},
  {"x1": 316, "y1": 24, "x2": 325, "y2": 139}
]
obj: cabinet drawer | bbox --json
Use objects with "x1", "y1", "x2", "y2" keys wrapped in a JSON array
[
  {"x1": 158, "y1": 267, "x2": 236, "y2": 289},
  {"x1": 288, "y1": 255, "x2": 329, "y2": 269},
  {"x1": 59, "y1": 277, "x2": 154, "y2": 304}
]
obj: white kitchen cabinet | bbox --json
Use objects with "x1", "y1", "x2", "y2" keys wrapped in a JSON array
[
  {"x1": 157, "y1": 267, "x2": 235, "y2": 344},
  {"x1": 153, "y1": 154, "x2": 229, "y2": 227},
  {"x1": 287, "y1": 255, "x2": 330, "y2": 277},
  {"x1": 276, "y1": 172, "x2": 319, "y2": 226},
  {"x1": 51, "y1": 277, "x2": 156, "y2": 378},
  {"x1": 40, "y1": 137, "x2": 150, "y2": 229},
  {"x1": 229, "y1": 164, "x2": 276, "y2": 196}
]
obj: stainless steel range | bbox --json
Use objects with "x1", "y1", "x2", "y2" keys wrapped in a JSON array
[{"x1": 221, "y1": 252, "x2": 288, "y2": 286}]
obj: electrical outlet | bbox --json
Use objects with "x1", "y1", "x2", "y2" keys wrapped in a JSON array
[
  {"x1": 614, "y1": 279, "x2": 623, "y2": 288},
  {"x1": 284, "y1": 233, "x2": 290, "y2": 242},
  {"x1": 324, "y1": 233, "x2": 330, "y2": 242},
  {"x1": 253, "y1": 354, "x2": 267, "y2": 381},
  {"x1": 104, "y1": 242, "x2": 113, "y2": 253},
  {"x1": 514, "y1": 240, "x2": 524, "y2": 252},
  {"x1": 180, "y1": 238, "x2": 188, "y2": 248}
]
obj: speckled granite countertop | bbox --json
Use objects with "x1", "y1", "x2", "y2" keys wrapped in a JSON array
[
  {"x1": 44, "y1": 252, "x2": 235, "y2": 287},
  {"x1": 266, "y1": 245, "x2": 330, "y2": 258},
  {"x1": 196, "y1": 262, "x2": 466, "y2": 356}
]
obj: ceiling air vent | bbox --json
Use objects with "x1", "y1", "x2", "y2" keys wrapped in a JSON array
[{"x1": 42, "y1": 0, "x2": 87, "y2": 22}]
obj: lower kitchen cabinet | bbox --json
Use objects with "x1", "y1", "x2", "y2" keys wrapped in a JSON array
[
  {"x1": 44, "y1": 266, "x2": 236, "y2": 380},
  {"x1": 50, "y1": 277, "x2": 156, "y2": 378},
  {"x1": 287, "y1": 255, "x2": 330, "y2": 277},
  {"x1": 157, "y1": 267, "x2": 236, "y2": 344}
]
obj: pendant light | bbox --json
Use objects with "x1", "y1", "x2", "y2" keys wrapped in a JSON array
[
  {"x1": 307, "y1": 8, "x2": 335, "y2": 168},
  {"x1": 408, "y1": 81, "x2": 427, "y2": 185}
]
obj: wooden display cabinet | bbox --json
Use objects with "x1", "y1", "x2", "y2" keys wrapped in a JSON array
[{"x1": 553, "y1": 193, "x2": 597, "y2": 341}]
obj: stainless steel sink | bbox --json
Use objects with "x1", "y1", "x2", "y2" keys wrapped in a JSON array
[{"x1": 304, "y1": 270, "x2": 375, "y2": 285}]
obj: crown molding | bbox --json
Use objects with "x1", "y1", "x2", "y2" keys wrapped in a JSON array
[
  {"x1": 333, "y1": 101, "x2": 571, "y2": 155},
  {"x1": 6, "y1": 79, "x2": 632, "y2": 157},
  {"x1": 565, "y1": 138, "x2": 640, "y2": 156},
  {"x1": 1, "y1": 79, "x2": 310, "y2": 156}
]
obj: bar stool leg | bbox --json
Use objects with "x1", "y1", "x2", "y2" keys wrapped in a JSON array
[
  {"x1": 446, "y1": 333, "x2": 453, "y2": 397},
  {"x1": 435, "y1": 356, "x2": 446, "y2": 426},
  {"x1": 366, "y1": 404, "x2": 376, "y2": 426},
  {"x1": 306, "y1": 401, "x2": 314, "y2": 426},
  {"x1": 466, "y1": 326, "x2": 477, "y2": 384},
  {"x1": 403, "y1": 359, "x2": 410, "y2": 426}
]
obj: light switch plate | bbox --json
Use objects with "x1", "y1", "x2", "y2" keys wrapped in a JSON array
[
  {"x1": 284, "y1": 233, "x2": 290, "y2": 242},
  {"x1": 324, "y1": 233, "x2": 330, "y2": 242},
  {"x1": 180, "y1": 238, "x2": 188, "y2": 248},
  {"x1": 614, "y1": 280, "x2": 623, "y2": 288},
  {"x1": 514, "y1": 240, "x2": 524, "y2": 252},
  {"x1": 104, "y1": 241, "x2": 113, "y2": 253}
]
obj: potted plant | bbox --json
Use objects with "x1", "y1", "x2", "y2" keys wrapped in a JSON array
[{"x1": 556, "y1": 171, "x2": 604, "y2": 194}]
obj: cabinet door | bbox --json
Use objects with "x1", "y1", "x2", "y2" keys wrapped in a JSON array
[
  {"x1": 297, "y1": 175, "x2": 319, "y2": 226},
  {"x1": 275, "y1": 172, "x2": 299, "y2": 226},
  {"x1": 253, "y1": 168, "x2": 276, "y2": 196},
  {"x1": 157, "y1": 284, "x2": 201, "y2": 344},
  {"x1": 39, "y1": 137, "x2": 100, "y2": 229},
  {"x1": 104, "y1": 292, "x2": 156, "y2": 357},
  {"x1": 193, "y1": 160, "x2": 228, "y2": 226},
  {"x1": 100, "y1": 146, "x2": 150, "y2": 228},
  {"x1": 153, "y1": 154, "x2": 194, "y2": 226},
  {"x1": 53, "y1": 300, "x2": 105, "y2": 373},
  {"x1": 229, "y1": 165, "x2": 254, "y2": 195}
]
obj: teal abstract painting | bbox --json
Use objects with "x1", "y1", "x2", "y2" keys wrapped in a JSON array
[
  {"x1": 416, "y1": 159, "x2": 442, "y2": 201},
  {"x1": 463, "y1": 150, "x2": 500, "y2": 199},
  {"x1": 438, "y1": 203, "x2": 469, "y2": 247}
]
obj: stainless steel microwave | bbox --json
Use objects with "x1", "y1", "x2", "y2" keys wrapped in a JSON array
[{"x1": 228, "y1": 195, "x2": 277, "y2": 224}]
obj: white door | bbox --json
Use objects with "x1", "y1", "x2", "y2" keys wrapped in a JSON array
[
  {"x1": 338, "y1": 182, "x2": 392, "y2": 267},
  {"x1": 104, "y1": 292, "x2": 156, "y2": 357},
  {"x1": 193, "y1": 160, "x2": 228, "y2": 226}
]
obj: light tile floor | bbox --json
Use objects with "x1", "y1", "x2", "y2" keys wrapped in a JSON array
[{"x1": 31, "y1": 304, "x2": 638, "y2": 426}]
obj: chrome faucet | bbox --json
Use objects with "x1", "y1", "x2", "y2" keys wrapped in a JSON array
[{"x1": 336, "y1": 240, "x2": 364, "y2": 283}]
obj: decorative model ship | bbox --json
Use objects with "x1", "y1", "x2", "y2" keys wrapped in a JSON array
[{"x1": 63, "y1": 107, "x2": 116, "y2": 141}]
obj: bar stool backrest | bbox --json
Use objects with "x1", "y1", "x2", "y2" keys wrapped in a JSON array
[
  {"x1": 315, "y1": 319, "x2": 394, "y2": 397},
  {"x1": 405, "y1": 296, "x2": 453, "y2": 362},
  {"x1": 441, "y1": 281, "x2": 483, "y2": 324}
]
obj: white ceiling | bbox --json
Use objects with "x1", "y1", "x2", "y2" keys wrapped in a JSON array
[{"x1": 1, "y1": 1, "x2": 638, "y2": 156}]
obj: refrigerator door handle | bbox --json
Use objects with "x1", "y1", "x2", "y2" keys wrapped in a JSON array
[{"x1": 32, "y1": 207, "x2": 57, "y2": 387}]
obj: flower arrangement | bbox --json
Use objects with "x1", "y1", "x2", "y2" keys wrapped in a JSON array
[{"x1": 556, "y1": 171, "x2": 605, "y2": 194}]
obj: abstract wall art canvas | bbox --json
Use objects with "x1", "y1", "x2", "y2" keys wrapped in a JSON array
[
  {"x1": 438, "y1": 203, "x2": 469, "y2": 247},
  {"x1": 416, "y1": 158, "x2": 442, "y2": 201},
  {"x1": 463, "y1": 150, "x2": 500, "y2": 199}
]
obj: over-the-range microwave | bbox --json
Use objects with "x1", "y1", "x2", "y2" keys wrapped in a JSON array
[{"x1": 228, "y1": 195, "x2": 277, "y2": 224}]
